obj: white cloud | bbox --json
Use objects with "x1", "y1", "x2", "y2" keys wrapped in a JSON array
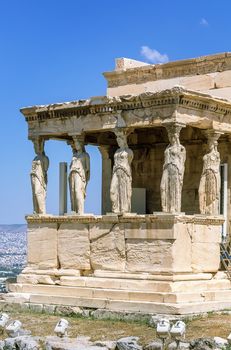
[
  {"x1": 140, "y1": 46, "x2": 169, "y2": 64},
  {"x1": 200, "y1": 18, "x2": 209, "y2": 26}
]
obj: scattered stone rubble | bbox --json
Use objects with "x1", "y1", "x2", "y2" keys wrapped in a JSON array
[
  {"x1": 1, "y1": 305, "x2": 231, "y2": 350},
  {"x1": 0, "y1": 334, "x2": 231, "y2": 350}
]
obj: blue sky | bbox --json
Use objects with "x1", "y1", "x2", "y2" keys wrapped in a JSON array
[{"x1": 0, "y1": 0, "x2": 230, "y2": 223}]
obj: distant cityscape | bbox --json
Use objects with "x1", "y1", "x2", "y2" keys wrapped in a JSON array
[{"x1": 0, "y1": 224, "x2": 27, "y2": 293}]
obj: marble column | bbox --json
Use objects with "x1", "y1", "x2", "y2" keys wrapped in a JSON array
[
  {"x1": 160, "y1": 122, "x2": 186, "y2": 213},
  {"x1": 30, "y1": 137, "x2": 49, "y2": 215},
  {"x1": 199, "y1": 130, "x2": 222, "y2": 215},
  {"x1": 110, "y1": 128, "x2": 134, "y2": 214},
  {"x1": 98, "y1": 145, "x2": 112, "y2": 215},
  {"x1": 69, "y1": 135, "x2": 90, "y2": 214}
]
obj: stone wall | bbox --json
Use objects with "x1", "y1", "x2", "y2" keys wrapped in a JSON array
[
  {"x1": 107, "y1": 70, "x2": 231, "y2": 101},
  {"x1": 24, "y1": 215, "x2": 222, "y2": 279},
  {"x1": 105, "y1": 53, "x2": 231, "y2": 101}
]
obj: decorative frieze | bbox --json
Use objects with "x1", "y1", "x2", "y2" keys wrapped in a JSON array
[{"x1": 21, "y1": 87, "x2": 231, "y2": 125}]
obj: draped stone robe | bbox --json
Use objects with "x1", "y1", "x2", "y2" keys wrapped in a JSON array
[
  {"x1": 161, "y1": 143, "x2": 186, "y2": 213},
  {"x1": 110, "y1": 147, "x2": 133, "y2": 213}
]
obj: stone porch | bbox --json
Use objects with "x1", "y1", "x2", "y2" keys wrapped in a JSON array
[{"x1": 5, "y1": 53, "x2": 231, "y2": 315}]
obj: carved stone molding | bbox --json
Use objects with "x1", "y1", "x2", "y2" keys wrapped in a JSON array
[
  {"x1": 21, "y1": 87, "x2": 231, "y2": 124},
  {"x1": 25, "y1": 213, "x2": 224, "y2": 226},
  {"x1": 104, "y1": 52, "x2": 231, "y2": 88}
]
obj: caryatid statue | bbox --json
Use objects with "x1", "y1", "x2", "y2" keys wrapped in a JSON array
[
  {"x1": 199, "y1": 131, "x2": 221, "y2": 215},
  {"x1": 30, "y1": 138, "x2": 49, "y2": 214},
  {"x1": 160, "y1": 122, "x2": 186, "y2": 213},
  {"x1": 110, "y1": 128, "x2": 133, "y2": 213},
  {"x1": 69, "y1": 135, "x2": 90, "y2": 214}
]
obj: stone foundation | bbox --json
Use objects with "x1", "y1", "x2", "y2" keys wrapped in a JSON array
[
  {"x1": 23, "y1": 213, "x2": 223, "y2": 274},
  {"x1": 4, "y1": 213, "x2": 231, "y2": 315}
]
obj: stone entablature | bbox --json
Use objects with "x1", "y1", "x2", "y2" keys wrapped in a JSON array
[
  {"x1": 21, "y1": 87, "x2": 231, "y2": 138},
  {"x1": 104, "y1": 52, "x2": 231, "y2": 88}
]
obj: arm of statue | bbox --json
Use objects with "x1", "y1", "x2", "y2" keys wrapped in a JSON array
[
  {"x1": 181, "y1": 146, "x2": 186, "y2": 163},
  {"x1": 42, "y1": 155, "x2": 49, "y2": 184},
  {"x1": 128, "y1": 148, "x2": 134, "y2": 163},
  {"x1": 85, "y1": 152, "x2": 90, "y2": 182},
  {"x1": 179, "y1": 147, "x2": 186, "y2": 184}
]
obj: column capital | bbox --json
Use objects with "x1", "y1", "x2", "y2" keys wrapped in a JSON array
[
  {"x1": 162, "y1": 120, "x2": 186, "y2": 135},
  {"x1": 29, "y1": 136, "x2": 46, "y2": 155},
  {"x1": 68, "y1": 134, "x2": 85, "y2": 152},
  {"x1": 203, "y1": 129, "x2": 223, "y2": 144}
]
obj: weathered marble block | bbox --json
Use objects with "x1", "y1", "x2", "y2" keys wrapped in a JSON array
[
  {"x1": 58, "y1": 223, "x2": 90, "y2": 270},
  {"x1": 191, "y1": 223, "x2": 221, "y2": 273},
  {"x1": 89, "y1": 223, "x2": 126, "y2": 271},
  {"x1": 25, "y1": 214, "x2": 223, "y2": 276},
  {"x1": 126, "y1": 239, "x2": 173, "y2": 273},
  {"x1": 27, "y1": 223, "x2": 58, "y2": 269},
  {"x1": 124, "y1": 219, "x2": 191, "y2": 273}
]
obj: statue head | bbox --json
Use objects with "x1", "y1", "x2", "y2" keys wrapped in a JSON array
[
  {"x1": 164, "y1": 122, "x2": 185, "y2": 147},
  {"x1": 72, "y1": 135, "x2": 84, "y2": 153},
  {"x1": 33, "y1": 138, "x2": 44, "y2": 155},
  {"x1": 168, "y1": 132, "x2": 180, "y2": 146},
  {"x1": 205, "y1": 130, "x2": 222, "y2": 153},
  {"x1": 115, "y1": 128, "x2": 128, "y2": 148},
  {"x1": 208, "y1": 139, "x2": 217, "y2": 152}
]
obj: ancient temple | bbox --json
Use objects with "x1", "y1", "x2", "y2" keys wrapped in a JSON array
[{"x1": 6, "y1": 52, "x2": 231, "y2": 314}]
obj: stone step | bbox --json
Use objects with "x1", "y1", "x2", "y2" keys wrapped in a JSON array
[
  {"x1": 4, "y1": 291, "x2": 231, "y2": 315},
  {"x1": 60, "y1": 276, "x2": 173, "y2": 292},
  {"x1": 10, "y1": 283, "x2": 165, "y2": 302},
  {"x1": 17, "y1": 274, "x2": 231, "y2": 293},
  {"x1": 54, "y1": 276, "x2": 231, "y2": 293},
  {"x1": 18, "y1": 275, "x2": 172, "y2": 292},
  {"x1": 8, "y1": 283, "x2": 231, "y2": 304}
]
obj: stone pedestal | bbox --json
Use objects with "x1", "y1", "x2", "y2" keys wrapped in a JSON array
[{"x1": 5, "y1": 213, "x2": 231, "y2": 315}]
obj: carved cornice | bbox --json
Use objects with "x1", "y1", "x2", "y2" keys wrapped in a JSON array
[
  {"x1": 26, "y1": 213, "x2": 224, "y2": 226},
  {"x1": 26, "y1": 215, "x2": 101, "y2": 224},
  {"x1": 104, "y1": 52, "x2": 231, "y2": 88},
  {"x1": 21, "y1": 87, "x2": 231, "y2": 124}
]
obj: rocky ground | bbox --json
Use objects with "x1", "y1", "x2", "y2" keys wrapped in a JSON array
[
  {"x1": 0, "y1": 309, "x2": 231, "y2": 349},
  {"x1": 0, "y1": 332, "x2": 230, "y2": 350}
]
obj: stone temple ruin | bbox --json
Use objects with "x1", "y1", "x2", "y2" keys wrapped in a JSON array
[{"x1": 5, "y1": 52, "x2": 231, "y2": 314}]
